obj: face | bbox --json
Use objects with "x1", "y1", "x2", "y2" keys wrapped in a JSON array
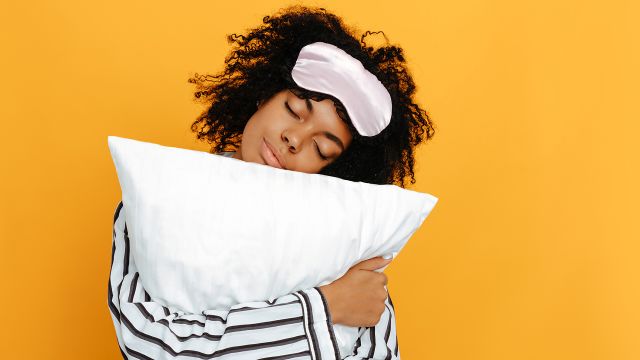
[{"x1": 233, "y1": 89, "x2": 353, "y2": 174}]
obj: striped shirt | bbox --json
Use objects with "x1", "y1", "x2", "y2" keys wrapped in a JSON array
[{"x1": 108, "y1": 151, "x2": 401, "y2": 359}]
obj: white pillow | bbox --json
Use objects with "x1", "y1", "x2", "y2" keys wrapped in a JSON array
[{"x1": 108, "y1": 134, "x2": 438, "y2": 311}]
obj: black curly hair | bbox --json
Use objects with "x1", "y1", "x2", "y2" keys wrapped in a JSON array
[{"x1": 188, "y1": 4, "x2": 435, "y2": 188}]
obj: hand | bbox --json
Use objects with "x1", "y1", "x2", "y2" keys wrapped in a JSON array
[{"x1": 318, "y1": 256, "x2": 391, "y2": 327}]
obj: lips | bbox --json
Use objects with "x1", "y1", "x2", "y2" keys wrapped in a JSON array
[{"x1": 262, "y1": 138, "x2": 284, "y2": 169}]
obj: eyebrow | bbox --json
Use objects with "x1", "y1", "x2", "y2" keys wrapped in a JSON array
[
  {"x1": 305, "y1": 98, "x2": 313, "y2": 113},
  {"x1": 323, "y1": 131, "x2": 345, "y2": 152}
]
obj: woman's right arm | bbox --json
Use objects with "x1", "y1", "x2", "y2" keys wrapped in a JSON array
[{"x1": 108, "y1": 200, "x2": 341, "y2": 359}]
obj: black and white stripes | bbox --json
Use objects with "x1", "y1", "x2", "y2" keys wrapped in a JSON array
[{"x1": 108, "y1": 153, "x2": 401, "y2": 359}]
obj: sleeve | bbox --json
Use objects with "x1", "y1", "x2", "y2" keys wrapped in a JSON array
[
  {"x1": 311, "y1": 286, "x2": 401, "y2": 359},
  {"x1": 107, "y1": 200, "x2": 342, "y2": 360},
  {"x1": 342, "y1": 293, "x2": 400, "y2": 359}
]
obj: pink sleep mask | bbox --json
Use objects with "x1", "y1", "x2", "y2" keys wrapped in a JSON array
[{"x1": 291, "y1": 42, "x2": 392, "y2": 137}]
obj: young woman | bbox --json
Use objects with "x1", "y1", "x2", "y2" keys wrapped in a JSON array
[{"x1": 108, "y1": 5, "x2": 434, "y2": 359}]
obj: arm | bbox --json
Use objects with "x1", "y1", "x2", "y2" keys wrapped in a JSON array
[
  {"x1": 315, "y1": 287, "x2": 400, "y2": 359},
  {"x1": 107, "y1": 200, "x2": 339, "y2": 359},
  {"x1": 341, "y1": 293, "x2": 400, "y2": 359}
]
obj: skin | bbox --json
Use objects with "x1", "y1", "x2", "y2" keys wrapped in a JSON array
[
  {"x1": 232, "y1": 89, "x2": 353, "y2": 173},
  {"x1": 230, "y1": 89, "x2": 389, "y2": 326}
]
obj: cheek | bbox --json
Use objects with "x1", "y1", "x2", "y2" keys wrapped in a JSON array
[
  {"x1": 243, "y1": 111, "x2": 274, "y2": 142},
  {"x1": 242, "y1": 114, "x2": 261, "y2": 136},
  {"x1": 288, "y1": 154, "x2": 324, "y2": 174},
  {"x1": 239, "y1": 116, "x2": 265, "y2": 162},
  {"x1": 245, "y1": 108, "x2": 283, "y2": 135}
]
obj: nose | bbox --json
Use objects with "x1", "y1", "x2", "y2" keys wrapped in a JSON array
[
  {"x1": 282, "y1": 123, "x2": 313, "y2": 153},
  {"x1": 282, "y1": 131, "x2": 299, "y2": 153}
]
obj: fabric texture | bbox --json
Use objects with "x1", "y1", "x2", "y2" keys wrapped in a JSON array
[
  {"x1": 107, "y1": 135, "x2": 438, "y2": 312},
  {"x1": 107, "y1": 135, "x2": 438, "y2": 357},
  {"x1": 108, "y1": 199, "x2": 402, "y2": 359},
  {"x1": 291, "y1": 41, "x2": 392, "y2": 136}
]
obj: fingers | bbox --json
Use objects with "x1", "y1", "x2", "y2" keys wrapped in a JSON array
[{"x1": 353, "y1": 256, "x2": 393, "y2": 271}]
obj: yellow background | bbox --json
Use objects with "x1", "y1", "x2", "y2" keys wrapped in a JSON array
[{"x1": 1, "y1": 0, "x2": 638, "y2": 358}]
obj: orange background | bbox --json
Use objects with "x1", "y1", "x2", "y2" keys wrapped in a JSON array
[{"x1": 1, "y1": 0, "x2": 638, "y2": 359}]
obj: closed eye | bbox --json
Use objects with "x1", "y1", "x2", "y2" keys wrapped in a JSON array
[
  {"x1": 285, "y1": 101, "x2": 328, "y2": 161},
  {"x1": 284, "y1": 101, "x2": 299, "y2": 120},
  {"x1": 314, "y1": 141, "x2": 328, "y2": 161}
]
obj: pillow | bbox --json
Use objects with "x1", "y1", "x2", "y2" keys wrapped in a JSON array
[{"x1": 108, "y1": 134, "x2": 438, "y2": 313}]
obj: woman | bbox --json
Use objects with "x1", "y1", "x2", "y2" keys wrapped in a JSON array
[{"x1": 108, "y1": 5, "x2": 434, "y2": 359}]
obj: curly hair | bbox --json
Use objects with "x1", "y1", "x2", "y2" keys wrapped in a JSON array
[{"x1": 188, "y1": 4, "x2": 435, "y2": 188}]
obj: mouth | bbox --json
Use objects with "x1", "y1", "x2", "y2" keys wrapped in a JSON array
[{"x1": 261, "y1": 138, "x2": 284, "y2": 169}]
